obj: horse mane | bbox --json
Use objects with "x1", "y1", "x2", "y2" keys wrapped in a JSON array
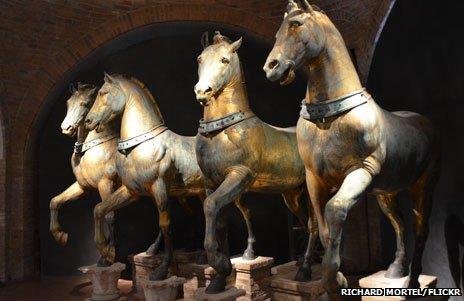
[{"x1": 129, "y1": 77, "x2": 157, "y2": 105}]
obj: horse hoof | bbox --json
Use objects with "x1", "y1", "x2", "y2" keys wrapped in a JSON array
[
  {"x1": 336, "y1": 271, "x2": 348, "y2": 288},
  {"x1": 145, "y1": 242, "x2": 159, "y2": 256},
  {"x1": 295, "y1": 266, "x2": 312, "y2": 282},
  {"x1": 385, "y1": 262, "x2": 408, "y2": 279},
  {"x1": 97, "y1": 257, "x2": 112, "y2": 267},
  {"x1": 242, "y1": 248, "x2": 256, "y2": 261},
  {"x1": 205, "y1": 276, "x2": 226, "y2": 294},
  {"x1": 404, "y1": 277, "x2": 420, "y2": 289},
  {"x1": 53, "y1": 231, "x2": 68, "y2": 246},
  {"x1": 149, "y1": 266, "x2": 168, "y2": 281}
]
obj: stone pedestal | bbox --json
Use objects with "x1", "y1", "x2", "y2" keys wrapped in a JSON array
[
  {"x1": 231, "y1": 256, "x2": 273, "y2": 301},
  {"x1": 130, "y1": 250, "x2": 203, "y2": 292},
  {"x1": 195, "y1": 287, "x2": 246, "y2": 301},
  {"x1": 79, "y1": 262, "x2": 126, "y2": 301},
  {"x1": 178, "y1": 262, "x2": 237, "y2": 300},
  {"x1": 265, "y1": 262, "x2": 324, "y2": 301},
  {"x1": 359, "y1": 271, "x2": 441, "y2": 301},
  {"x1": 142, "y1": 276, "x2": 186, "y2": 301}
]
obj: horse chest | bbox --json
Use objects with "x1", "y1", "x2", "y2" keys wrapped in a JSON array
[
  {"x1": 72, "y1": 152, "x2": 106, "y2": 188},
  {"x1": 296, "y1": 117, "x2": 373, "y2": 183},
  {"x1": 196, "y1": 131, "x2": 250, "y2": 185}
]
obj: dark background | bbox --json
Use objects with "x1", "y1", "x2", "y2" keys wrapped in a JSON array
[
  {"x1": 37, "y1": 0, "x2": 464, "y2": 296},
  {"x1": 367, "y1": 0, "x2": 464, "y2": 295}
]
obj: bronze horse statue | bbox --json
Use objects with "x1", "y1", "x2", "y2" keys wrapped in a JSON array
[
  {"x1": 50, "y1": 83, "x2": 118, "y2": 249},
  {"x1": 84, "y1": 74, "x2": 259, "y2": 279},
  {"x1": 264, "y1": 1, "x2": 441, "y2": 299},
  {"x1": 84, "y1": 74, "x2": 207, "y2": 279},
  {"x1": 194, "y1": 32, "x2": 318, "y2": 293}
]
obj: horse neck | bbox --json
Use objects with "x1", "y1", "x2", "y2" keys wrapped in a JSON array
[
  {"x1": 120, "y1": 84, "x2": 164, "y2": 140},
  {"x1": 304, "y1": 18, "x2": 362, "y2": 104},
  {"x1": 203, "y1": 65, "x2": 250, "y2": 121},
  {"x1": 85, "y1": 118, "x2": 118, "y2": 142}
]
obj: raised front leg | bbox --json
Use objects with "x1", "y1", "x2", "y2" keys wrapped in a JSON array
[
  {"x1": 149, "y1": 178, "x2": 173, "y2": 281},
  {"x1": 204, "y1": 167, "x2": 254, "y2": 294},
  {"x1": 49, "y1": 181, "x2": 86, "y2": 245},
  {"x1": 234, "y1": 198, "x2": 256, "y2": 260},
  {"x1": 322, "y1": 168, "x2": 373, "y2": 301},
  {"x1": 93, "y1": 185, "x2": 136, "y2": 266},
  {"x1": 377, "y1": 193, "x2": 408, "y2": 278}
]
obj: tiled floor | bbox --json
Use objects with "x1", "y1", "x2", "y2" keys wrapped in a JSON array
[{"x1": 0, "y1": 276, "x2": 144, "y2": 301}]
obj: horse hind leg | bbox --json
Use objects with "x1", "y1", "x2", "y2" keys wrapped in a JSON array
[
  {"x1": 406, "y1": 165, "x2": 439, "y2": 288},
  {"x1": 235, "y1": 198, "x2": 256, "y2": 260},
  {"x1": 283, "y1": 186, "x2": 319, "y2": 282},
  {"x1": 377, "y1": 193, "x2": 408, "y2": 278}
]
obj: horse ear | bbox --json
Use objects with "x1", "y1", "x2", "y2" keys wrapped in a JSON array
[
  {"x1": 201, "y1": 31, "x2": 210, "y2": 49},
  {"x1": 69, "y1": 83, "x2": 77, "y2": 94},
  {"x1": 299, "y1": 0, "x2": 315, "y2": 13},
  {"x1": 77, "y1": 82, "x2": 84, "y2": 90},
  {"x1": 230, "y1": 37, "x2": 242, "y2": 53},
  {"x1": 104, "y1": 72, "x2": 115, "y2": 83},
  {"x1": 86, "y1": 85, "x2": 97, "y2": 96}
]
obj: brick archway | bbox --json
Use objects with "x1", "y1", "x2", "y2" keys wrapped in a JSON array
[{"x1": 5, "y1": 3, "x2": 279, "y2": 280}]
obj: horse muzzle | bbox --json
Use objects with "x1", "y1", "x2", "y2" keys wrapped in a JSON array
[{"x1": 263, "y1": 59, "x2": 296, "y2": 85}]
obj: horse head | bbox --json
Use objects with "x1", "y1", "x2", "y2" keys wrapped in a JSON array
[
  {"x1": 263, "y1": 0, "x2": 326, "y2": 85},
  {"x1": 194, "y1": 31, "x2": 242, "y2": 106},
  {"x1": 61, "y1": 83, "x2": 96, "y2": 136},
  {"x1": 85, "y1": 73, "x2": 127, "y2": 132}
]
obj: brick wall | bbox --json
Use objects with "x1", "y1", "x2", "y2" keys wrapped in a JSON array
[{"x1": 0, "y1": 0, "x2": 394, "y2": 280}]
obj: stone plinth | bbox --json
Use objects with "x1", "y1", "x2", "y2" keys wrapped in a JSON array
[
  {"x1": 130, "y1": 250, "x2": 203, "y2": 292},
  {"x1": 195, "y1": 287, "x2": 246, "y2": 301},
  {"x1": 142, "y1": 276, "x2": 186, "y2": 301},
  {"x1": 79, "y1": 262, "x2": 126, "y2": 301},
  {"x1": 265, "y1": 262, "x2": 324, "y2": 301},
  {"x1": 359, "y1": 271, "x2": 441, "y2": 301},
  {"x1": 231, "y1": 256, "x2": 273, "y2": 301},
  {"x1": 178, "y1": 262, "x2": 237, "y2": 300}
]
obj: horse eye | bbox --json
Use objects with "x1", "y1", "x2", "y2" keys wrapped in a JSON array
[
  {"x1": 99, "y1": 91, "x2": 108, "y2": 96},
  {"x1": 289, "y1": 20, "x2": 302, "y2": 28},
  {"x1": 221, "y1": 57, "x2": 230, "y2": 64},
  {"x1": 197, "y1": 56, "x2": 202, "y2": 63}
]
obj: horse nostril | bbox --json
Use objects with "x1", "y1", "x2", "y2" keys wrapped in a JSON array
[
  {"x1": 205, "y1": 87, "x2": 212, "y2": 94},
  {"x1": 268, "y1": 60, "x2": 279, "y2": 70},
  {"x1": 85, "y1": 118, "x2": 91, "y2": 124}
]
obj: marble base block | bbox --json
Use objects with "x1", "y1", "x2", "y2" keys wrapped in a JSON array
[
  {"x1": 130, "y1": 250, "x2": 202, "y2": 292},
  {"x1": 359, "y1": 271, "x2": 441, "y2": 301},
  {"x1": 231, "y1": 256, "x2": 273, "y2": 301},
  {"x1": 178, "y1": 262, "x2": 237, "y2": 300},
  {"x1": 79, "y1": 262, "x2": 126, "y2": 301},
  {"x1": 142, "y1": 276, "x2": 186, "y2": 301},
  {"x1": 195, "y1": 287, "x2": 246, "y2": 301},
  {"x1": 265, "y1": 261, "x2": 324, "y2": 301}
]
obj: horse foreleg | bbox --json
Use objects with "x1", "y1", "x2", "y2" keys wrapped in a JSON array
[
  {"x1": 94, "y1": 185, "x2": 136, "y2": 265},
  {"x1": 235, "y1": 198, "x2": 256, "y2": 260},
  {"x1": 97, "y1": 178, "x2": 116, "y2": 248},
  {"x1": 322, "y1": 168, "x2": 373, "y2": 301},
  {"x1": 149, "y1": 178, "x2": 172, "y2": 281},
  {"x1": 50, "y1": 182, "x2": 85, "y2": 245},
  {"x1": 204, "y1": 167, "x2": 254, "y2": 293},
  {"x1": 377, "y1": 193, "x2": 408, "y2": 278}
]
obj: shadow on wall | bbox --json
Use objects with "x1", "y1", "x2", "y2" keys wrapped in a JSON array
[{"x1": 445, "y1": 214, "x2": 464, "y2": 291}]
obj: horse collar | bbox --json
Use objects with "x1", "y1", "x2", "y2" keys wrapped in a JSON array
[
  {"x1": 198, "y1": 110, "x2": 255, "y2": 135},
  {"x1": 74, "y1": 134, "x2": 118, "y2": 155},
  {"x1": 300, "y1": 89, "x2": 369, "y2": 123},
  {"x1": 117, "y1": 124, "x2": 168, "y2": 154}
]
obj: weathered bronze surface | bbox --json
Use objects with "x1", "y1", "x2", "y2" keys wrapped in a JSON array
[
  {"x1": 85, "y1": 74, "x2": 208, "y2": 279},
  {"x1": 194, "y1": 32, "x2": 318, "y2": 294},
  {"x1": 264, "y1": 1, "x2": 441, "y2": 300},
  {"x1": 50, "y1": 84, "x2": 119, "y2": 250}
]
